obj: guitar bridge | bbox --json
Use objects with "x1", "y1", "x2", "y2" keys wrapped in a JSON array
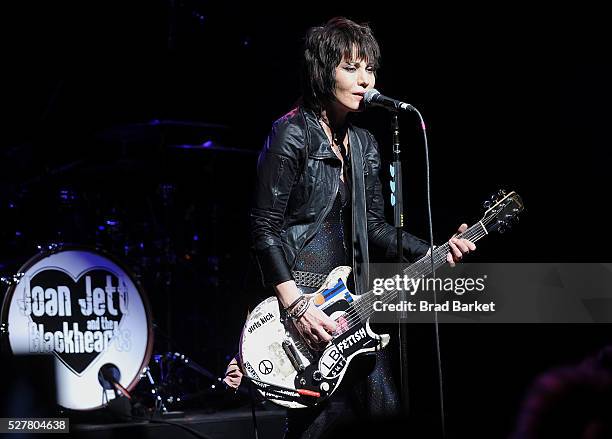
[{"x1": 282, "y1": 339, "x2": 305, "y2": 372}]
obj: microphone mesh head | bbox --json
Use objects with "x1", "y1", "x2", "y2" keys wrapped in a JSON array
[{"x1": 363, "y1": 88, "x2": 380, "y2": 106}]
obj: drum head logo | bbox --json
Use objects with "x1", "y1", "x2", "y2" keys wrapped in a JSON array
[
  {"x1": 24, "y1": 268, "x2": 128, "y2": 375},
  {"x1": 3, "y1": 249, "x2": 152, "y2": 410}
]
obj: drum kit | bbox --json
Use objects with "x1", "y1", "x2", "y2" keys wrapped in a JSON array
[{"x1": 0, "y1": 119, "x2": 256, "y2": 415}]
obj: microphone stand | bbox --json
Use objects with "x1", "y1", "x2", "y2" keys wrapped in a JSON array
[{"x1": 390, "y1": 113, "x2": 410, "y2": 416}]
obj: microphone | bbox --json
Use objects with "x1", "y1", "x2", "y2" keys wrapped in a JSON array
[
  {"x1": 98, "y1": 363, "x2": 132, "y2": 400},
  {"x1": 364, "y1": 89, "x2": 415, "y2": 112}
]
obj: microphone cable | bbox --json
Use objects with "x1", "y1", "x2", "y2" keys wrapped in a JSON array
[{"x1": 413, "y1": 107, "x2": 447, "y2": 438}]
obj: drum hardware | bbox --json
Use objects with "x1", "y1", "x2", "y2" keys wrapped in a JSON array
[
  {"x1": 152, "y1": 182, "x2": 180, "y2": 352},
  {"x1": 132, "y1": 350, "x2": 238, "y2": 415},
  {"x1": 157, "y1": 183, "x2": 176, "y2": 208},
  {"x1": 35, "y1": 242, "x2": 65, "y2": 253},
  {"x1": 138, "y1": 363, "x2": 171, "y2": 415},
  {"x1": 58, "y1": 188, "x2": 78, "y2": 207},
  {"x1": 131, "y1": 354, "x2": 186, "y2": 417},
  {"x1": 0, "y1": 321, "x2": 9, "y2": 354},
  {"x1": 0, "y1": 272, "x2": 25, "y2": 286}
]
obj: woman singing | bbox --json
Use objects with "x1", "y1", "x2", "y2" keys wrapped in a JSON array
[{"x1": 227, "y1": 16, "x2": 475, "y2": 437}]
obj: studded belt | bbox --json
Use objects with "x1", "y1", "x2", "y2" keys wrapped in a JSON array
[{"x1": 291, "y1": 270, "x2": 327, "y2": 288}]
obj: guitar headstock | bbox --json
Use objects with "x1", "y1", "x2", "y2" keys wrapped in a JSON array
[{"x1": 480, "y1": 190, "x2": 524, "y2": 234}]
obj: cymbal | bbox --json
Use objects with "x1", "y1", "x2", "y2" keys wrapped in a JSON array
[
  {"x1": 104, "y1": 119, "x2": 229, "y2": 130},
  {"x1": 169, "y1": 141, "x2": 257, "y2": 155},
  {"x1": 153, "y1": 119, "x2": 229, "y2": 130},
  {"x1": 96, "y1": 119, "x2": 230, "y2": 144}
]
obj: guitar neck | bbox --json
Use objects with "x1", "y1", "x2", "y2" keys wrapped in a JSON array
[
  {"x1": 406, "y1": 221, "x2": 488, "y2": 280},
  {"x1": 351, "y1": 222, "x2": 490, "y2": 323}
]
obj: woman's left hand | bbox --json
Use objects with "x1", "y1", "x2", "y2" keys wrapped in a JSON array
[
  {"x1": 223, "y1": 356, "x2": 243, "y2": 390},
  {"x1": 447, "y1": 223, "x2": 476, "y2": 267}
]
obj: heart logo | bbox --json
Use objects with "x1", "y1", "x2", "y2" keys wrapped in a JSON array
[{"x1": 27, "y1": 268, "x2": 126, "y2": 375}]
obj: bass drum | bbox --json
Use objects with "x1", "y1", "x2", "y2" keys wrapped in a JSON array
[{"x1": 1, "y1": 246, "x2": 153, "y2": 410}]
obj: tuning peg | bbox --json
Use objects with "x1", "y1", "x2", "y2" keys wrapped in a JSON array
[
  {"x1": 496, "y1": 220, "x2": 507, "y2": 234},
  {"x1": 497, "y1": 189, "x2": 507, "y2": 197},
  {"x1": 483, "y1": 200, "x2": 492, "y2": 210}
]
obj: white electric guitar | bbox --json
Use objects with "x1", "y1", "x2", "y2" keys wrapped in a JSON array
[{"x1": 240, "y1": 190, "x2": 523, "y2": 408}]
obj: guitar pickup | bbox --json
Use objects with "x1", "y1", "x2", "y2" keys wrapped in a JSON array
[{"x1": 283, "y1": 340, "x2": 305, "y2": 372}]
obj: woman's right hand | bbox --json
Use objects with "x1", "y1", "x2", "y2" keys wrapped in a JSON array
[
  {"x1": 292, "y1": 302, "x2": 338, "y2": 351},
  {"x1": 275, "y1": 280, "x2": 337, "y2": 350}
]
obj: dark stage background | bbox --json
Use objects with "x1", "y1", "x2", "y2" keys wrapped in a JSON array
[{"x1": 2, "y1": 1, "x2": 611, "y2": 437}]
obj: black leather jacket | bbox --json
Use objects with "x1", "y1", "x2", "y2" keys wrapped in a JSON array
[{"x1": 251, "y1": 106, "x2": 429, "y2": 295}]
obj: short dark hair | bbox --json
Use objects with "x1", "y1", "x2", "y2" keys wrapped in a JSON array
[{"x1": 301, "y1": 17, "x2": 380, "y2": 114}]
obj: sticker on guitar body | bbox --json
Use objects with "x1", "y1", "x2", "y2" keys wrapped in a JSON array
[
  {"x1": 319, "y1": 326, "x2": 369, "y2": 378},
  {"x1": 243, "y1": 361, "x2": 261, "y2": 381},
  {"x1": 319, "y1": 345, "x2": 347, "y2": 379},
  {"x1": 247, "y1": 312, "x2": 275, "y2": 334},
  {"x1": 336, "y1": 327, "x2": 368, "y2": 354}
]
